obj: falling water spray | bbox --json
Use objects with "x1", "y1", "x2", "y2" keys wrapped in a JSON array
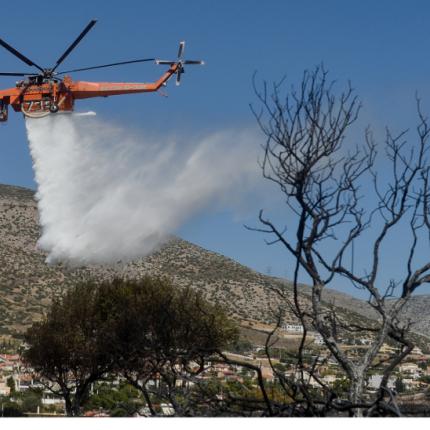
[{"x1": 25, "y1": 113, "x2": 259, "y2": 265}]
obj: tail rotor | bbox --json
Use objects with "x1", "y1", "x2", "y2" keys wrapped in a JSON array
[{"x1": 156, "y1": 41, "x2": 204, "y2": 86}]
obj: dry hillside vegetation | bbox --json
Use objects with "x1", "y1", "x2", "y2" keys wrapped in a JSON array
[{"x1": 0, "y1": 184, "x2": 428, "y2": 342}]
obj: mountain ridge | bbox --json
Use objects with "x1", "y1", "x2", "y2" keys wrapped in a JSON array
[{"x1": 0, "y1": 183, "x2": 428, "y2": 341}]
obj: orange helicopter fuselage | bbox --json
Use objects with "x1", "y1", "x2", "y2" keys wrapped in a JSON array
[{"x1": 0, "y1": 63, "x2": 179, "y2": 120}]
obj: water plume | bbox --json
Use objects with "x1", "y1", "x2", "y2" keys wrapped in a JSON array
[{"x1": 25, "y1": 113, "x2": 259, "y2": 265}]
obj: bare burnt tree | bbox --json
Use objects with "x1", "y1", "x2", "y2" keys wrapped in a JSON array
[{"x1": 250, "y1": 65, "x2": 430, "y2": 416}]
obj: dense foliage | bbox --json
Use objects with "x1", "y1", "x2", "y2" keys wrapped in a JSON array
[{"x1": 23, "y1": 277, "x2": 237, "y2": 416}]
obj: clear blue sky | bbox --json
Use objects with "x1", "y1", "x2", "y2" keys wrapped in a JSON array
[{"x1": 1, "y1": 1, "x2": 430, "y2": 297}]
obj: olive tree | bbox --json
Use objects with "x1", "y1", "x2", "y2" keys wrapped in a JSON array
[
  {"x1": 23, "y1": 282, "x2": 114, "y2": 416},
  {"x1": 97, "y1": 277, "x2": 238, "y2": 416},
  {"x1": 24, "y1": 277, "x2": 238, "y2": 416}
]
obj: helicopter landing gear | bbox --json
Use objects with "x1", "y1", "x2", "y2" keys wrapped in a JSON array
[{"x1": 49, "y1": 103, "x2": 59, "y2": 113}]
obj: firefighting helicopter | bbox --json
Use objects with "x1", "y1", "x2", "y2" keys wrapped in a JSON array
[{"x1": 0, "y1": 20, "x2": 204, "y2": 122}]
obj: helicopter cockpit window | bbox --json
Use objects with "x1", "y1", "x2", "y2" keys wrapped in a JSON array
[{"x1": 0, "y1": 100, "x2": 8, "y2": 122}]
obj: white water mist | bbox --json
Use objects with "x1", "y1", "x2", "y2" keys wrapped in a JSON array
[{"x1": 25, "y1": 113, "x2": 260, "y2": 265}]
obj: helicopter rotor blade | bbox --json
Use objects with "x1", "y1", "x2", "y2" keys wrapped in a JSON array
[
  {"x1": 183, "y1": 60, "x2": 205, "y2": 65},
  {"x1": 0, "y1": 38, "x2": 44, "y2": 73},
  {"x1": 52, "y1": 19, "x2": 97, "y2": 72},
  {"x1": 177, "y1": 41, "x2": 185, "y2": 59},
  {"x1": 176, "y1": 69, "x2": 182, "y2": 86},
  {"x1": 0, "y1": 72, "x2": 34, "y2": 76},
  {"x1": 56, "y1": 57, "x2": 155, "y2": 75}
]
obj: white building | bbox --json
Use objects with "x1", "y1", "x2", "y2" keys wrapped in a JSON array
[
  {"x1": 367, "y1": 374, "x2": 395, "y2": 390},
  {"x1": 313, "y1": 334, "x2": 325, "y2": 345},
  {"x1": 283, "y1": 324, "x2": 304, "y2": 333},
  {"x1": 42, "y1": 392, "x2": 65, "y2": 406},
  {"x1": 0, "y1": 380, "x2": 10, "y2": 396},
  {"x1": 399, "y1": 362, "x2": 421, "y2": 378},
  {"x1": 160, "y1": 403, "x2": 175, "y2": 416}
]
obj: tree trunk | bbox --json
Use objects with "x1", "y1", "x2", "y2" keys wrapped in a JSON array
[
  {"x1": 349, "y1": 376, "x2": 365, "y2": 417},
  {"x1": 63, "y1": 392, "x2": 83, "y2": 417},
  {"x1": 71, "y1": 399, "x2": 82, "y2": 417},
  {"x1": 64, "y1": 395, "x2": 74, "y2": 417}
]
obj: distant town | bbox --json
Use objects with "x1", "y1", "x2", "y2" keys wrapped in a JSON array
[{"x1": 1, "y1": 320, "x2": 429, "y2": 417}]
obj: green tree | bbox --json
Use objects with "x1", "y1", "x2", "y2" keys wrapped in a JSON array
[
  {"x1": 97, "y1": 277, "x2": 238, "y2": 416},
  {"x1": 23, "y1": 281, "x2": 116, "y2": 416},
  {"x1": 395, "y1": 377, "x2": 405, "y2": 393},
  {"x1": 332, "y1": 377, "x2": 351, "y2": 397},
  {"x1": 19, "y1": 389, "x2": 42, "y2": 414},
  {"x1": 6, "y1": 376, "x2": 15, "y2": 395},
  {"x1": 24, "y1": 277, "x2": 237, "y2": 417},
  {"x1": 1, "y1": 401, "x2": 23, "y2": 417},
  {"x1": 84, "y1": 382, "x2": 142, "y2": 417}
]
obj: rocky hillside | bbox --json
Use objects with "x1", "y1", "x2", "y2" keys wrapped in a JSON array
[
  {"x1": 0, "y1": 183, "x2": 428, "y2": 341},
  {"x1": 314, "y1": 283, "x2": 430, "y2": 338},
  {"x1": 0, "y1": 184, "x2": 304, "y2": 335}
]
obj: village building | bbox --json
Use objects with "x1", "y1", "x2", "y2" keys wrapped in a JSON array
[
  {"x1": 399, "y1": 362, "x2": 421, "y2": 378},
  {"x1": 367, "y1": 374, "x2": 395, "y2": 390},
  {"x1": 282, "y1": 323, "x2": 304, "y2": 333},
  {"x1": 0, "y1": 379, "x2": 11, "y2": 396}
]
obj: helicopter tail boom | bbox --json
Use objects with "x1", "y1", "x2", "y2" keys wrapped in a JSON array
[{"x1": 70, "y1": 64, "x2": 179, "y2": 99}]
